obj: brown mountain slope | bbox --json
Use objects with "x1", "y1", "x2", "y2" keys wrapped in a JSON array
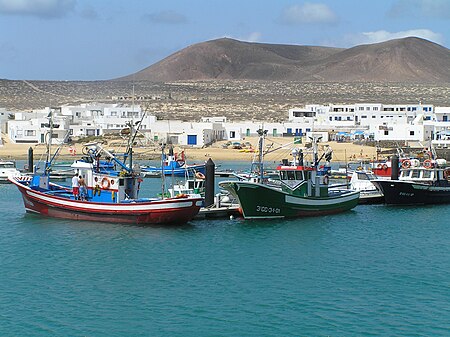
[
  {"x1": 118, "y1": 38, "x2": 343, "y2": 81},
  {"x1": 311, "y1": 37, "x2": 450, "y2": 82},
  {"x1": 117, "y1": 37, "x2": 450, "y2": 83}
]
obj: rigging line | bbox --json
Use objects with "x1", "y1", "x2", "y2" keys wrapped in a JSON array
[{"x1": 265, "y1": 137, "x2": 285, "y2": 146}]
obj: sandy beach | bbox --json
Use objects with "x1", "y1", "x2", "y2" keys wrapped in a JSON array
[{"x1": 1, "y1": 133, "x2": 383, "y2": 165}]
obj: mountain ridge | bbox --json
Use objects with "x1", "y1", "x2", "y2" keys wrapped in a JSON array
[{"x1": 117, "y1": 37, "x2": 450, "y2": 83}]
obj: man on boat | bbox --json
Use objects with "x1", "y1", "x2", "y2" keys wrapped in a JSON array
[
  {"x1": 72, "y1": 172, "x2": 80, "y2": 200},
  {"x1": 78, "y1": 175, "x2": 87, "y2": 201}
]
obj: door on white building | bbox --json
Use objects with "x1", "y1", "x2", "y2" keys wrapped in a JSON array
[{"x1": 187, "y1": 135, "x2": 197, "y2": 145}]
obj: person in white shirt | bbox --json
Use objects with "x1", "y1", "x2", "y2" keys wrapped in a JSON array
[{"x1": 72, "y1": 172, "x2": 80, "y2": 200}]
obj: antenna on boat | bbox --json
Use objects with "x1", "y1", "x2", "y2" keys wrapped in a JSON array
[{"x1": 309, "y1": 135, "x2": 322, "y2": 167}]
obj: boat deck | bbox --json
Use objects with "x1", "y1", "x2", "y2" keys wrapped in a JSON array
[{"x1": 195, "y1": 204, "x2": 241, "y2": 219}]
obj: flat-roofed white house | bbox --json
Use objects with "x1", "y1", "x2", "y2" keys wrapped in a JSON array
[
  {"x1": 148, "y1": 120, "x2": 226, "y2": 147},
  {"x1": 62, "y1": 103, "x2": 151, "y2": 137},
  {"x1": 221, "y1": 121, "x2": 281, "y2": 140},
  {"x1": 430, "y1": 106, "x2": 450, "y2": 148},
  {"x1": 8, "y1": 108, "x2": 70, "y2": 144},
  {"x1": 287, "y1": 103, "x2": 438, "y2": 142}
]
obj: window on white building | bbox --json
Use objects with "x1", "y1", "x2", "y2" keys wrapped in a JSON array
[
  {"x1": 410, "y1": 131, "x2": 415, "y2": 136},
  {"x1": 25, "y1": 130, "x2": 36, "y2": 136},
  {"x1": 384, "y1": 130, "x2": 389, "y2": 135}
]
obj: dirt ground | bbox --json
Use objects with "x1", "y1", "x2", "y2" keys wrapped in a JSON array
[{"x1": 1, "y1": 134, "x2": 383, "y2": 165}]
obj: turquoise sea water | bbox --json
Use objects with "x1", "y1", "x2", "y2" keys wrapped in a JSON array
[{"x1": 1, "y1": 161, "x2": 449, "y2": 336}]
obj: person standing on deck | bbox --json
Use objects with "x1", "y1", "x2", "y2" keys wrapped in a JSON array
[
  {"x1": 72, "y1": 172, "x2": 80, "y2": 200},
  {"x1": 78, "y1": 175, "x2": 87, "y2": 201}
]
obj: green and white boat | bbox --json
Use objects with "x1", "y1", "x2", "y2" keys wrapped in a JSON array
[{"x1": 219, "y1": 131, "x2": 360, "y2": 219}]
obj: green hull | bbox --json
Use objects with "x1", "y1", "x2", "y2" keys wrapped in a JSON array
[{"x1": 219, "y1": 181, "x2": 360, "y2": 219}]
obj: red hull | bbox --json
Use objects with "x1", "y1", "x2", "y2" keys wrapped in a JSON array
[{"x1": 14, "y1": 181, "x2": 201, "y2": 225}]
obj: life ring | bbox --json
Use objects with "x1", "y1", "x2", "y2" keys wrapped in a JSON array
[
  {"x1": 195, "y1": 172, "x2": 205, "y2": 180},
  {"x1": 402, "y1": 160, "x2": 411, "y2": 169},
  {"x1": 377, "y1": 163, "x2": 383, "y2": 169},
  {"x1": 323, "y1": 175, "x2": 329, "y2": 185},
  {"x1": 423, "y1": 159, "x2": 433, "y2": 169},
  {"x1": 382, "y1": 164, "x2": 388, "y2": 170},
  {"x1": 101, "y1": 177, "x2": 110, "y2": 189}
]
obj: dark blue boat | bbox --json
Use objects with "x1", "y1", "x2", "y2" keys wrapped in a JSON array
[{"x1": 141, "y1": 150, "x2": 206, "y2": 177}]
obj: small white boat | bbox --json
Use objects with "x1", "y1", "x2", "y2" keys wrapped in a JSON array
[
  {"x1": 349, "y1": 170, "x2": 384, "y2": 204},
  {"x1": 0, "y1": 160, "x2": 21, "y2": 183},
  {"x1": 168, "y1": 176, "x2": 205, "y2": 198}
]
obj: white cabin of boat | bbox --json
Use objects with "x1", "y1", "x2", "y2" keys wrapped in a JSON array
[
  {"x1": 70, "y1": 159, "x2": 142, "y2": 202},
  {"x1": 350, "y1": 170, "x2": 379, "y2": 192}
]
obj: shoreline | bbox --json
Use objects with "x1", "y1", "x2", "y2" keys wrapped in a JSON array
[{"x1": 1, "y1": 136, "x2": 383, "y2": 164}]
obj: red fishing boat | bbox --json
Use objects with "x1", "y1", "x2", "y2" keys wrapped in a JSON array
[{"x1": 9, "y1": 118, "x2": 202, "y2": 225}]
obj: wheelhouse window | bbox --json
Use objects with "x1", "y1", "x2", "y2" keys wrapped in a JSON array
[
  {"x1": 280, "y1": 170, "x2": 304, "y2": 180},
  {"x1": 400, "y1": 170, "x2": 410, "y2": 178},
  {"x1": 287, "y1": 171, "x2": 296, "y2": 180},
  {"x1": 411, "y1": 170, "x2": 420, "y2": 179},
  {"x1": 357, "y1": 172, "x2": 369, "y2": 180},
  {"x1": 295, "y1": 171, "x2": 304, "y2": 180},
  {"x1": 422, "y1": 170, "x2": 432, "y2": 179}
]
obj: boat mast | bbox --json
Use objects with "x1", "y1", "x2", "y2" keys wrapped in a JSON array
[
  {"x1": 257, "y1": 129, "x2": 267, "y2": 182},
  {"x1": 161, "y1": 143, "x2": 166, "y2": 199},
  {"x1": 44, "y1": 110, "x2": 54, "y2": 175},
  {"x1": 310, "y1": 135, "x2": 322, "y2": 168},
  {"x1": 129, "y1": 85, "x2": 135, "y2": 170}
]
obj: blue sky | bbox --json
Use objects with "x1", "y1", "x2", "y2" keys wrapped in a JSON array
[{"x1": 1, "y1": 0, "x2": 449, "y2": 80}]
